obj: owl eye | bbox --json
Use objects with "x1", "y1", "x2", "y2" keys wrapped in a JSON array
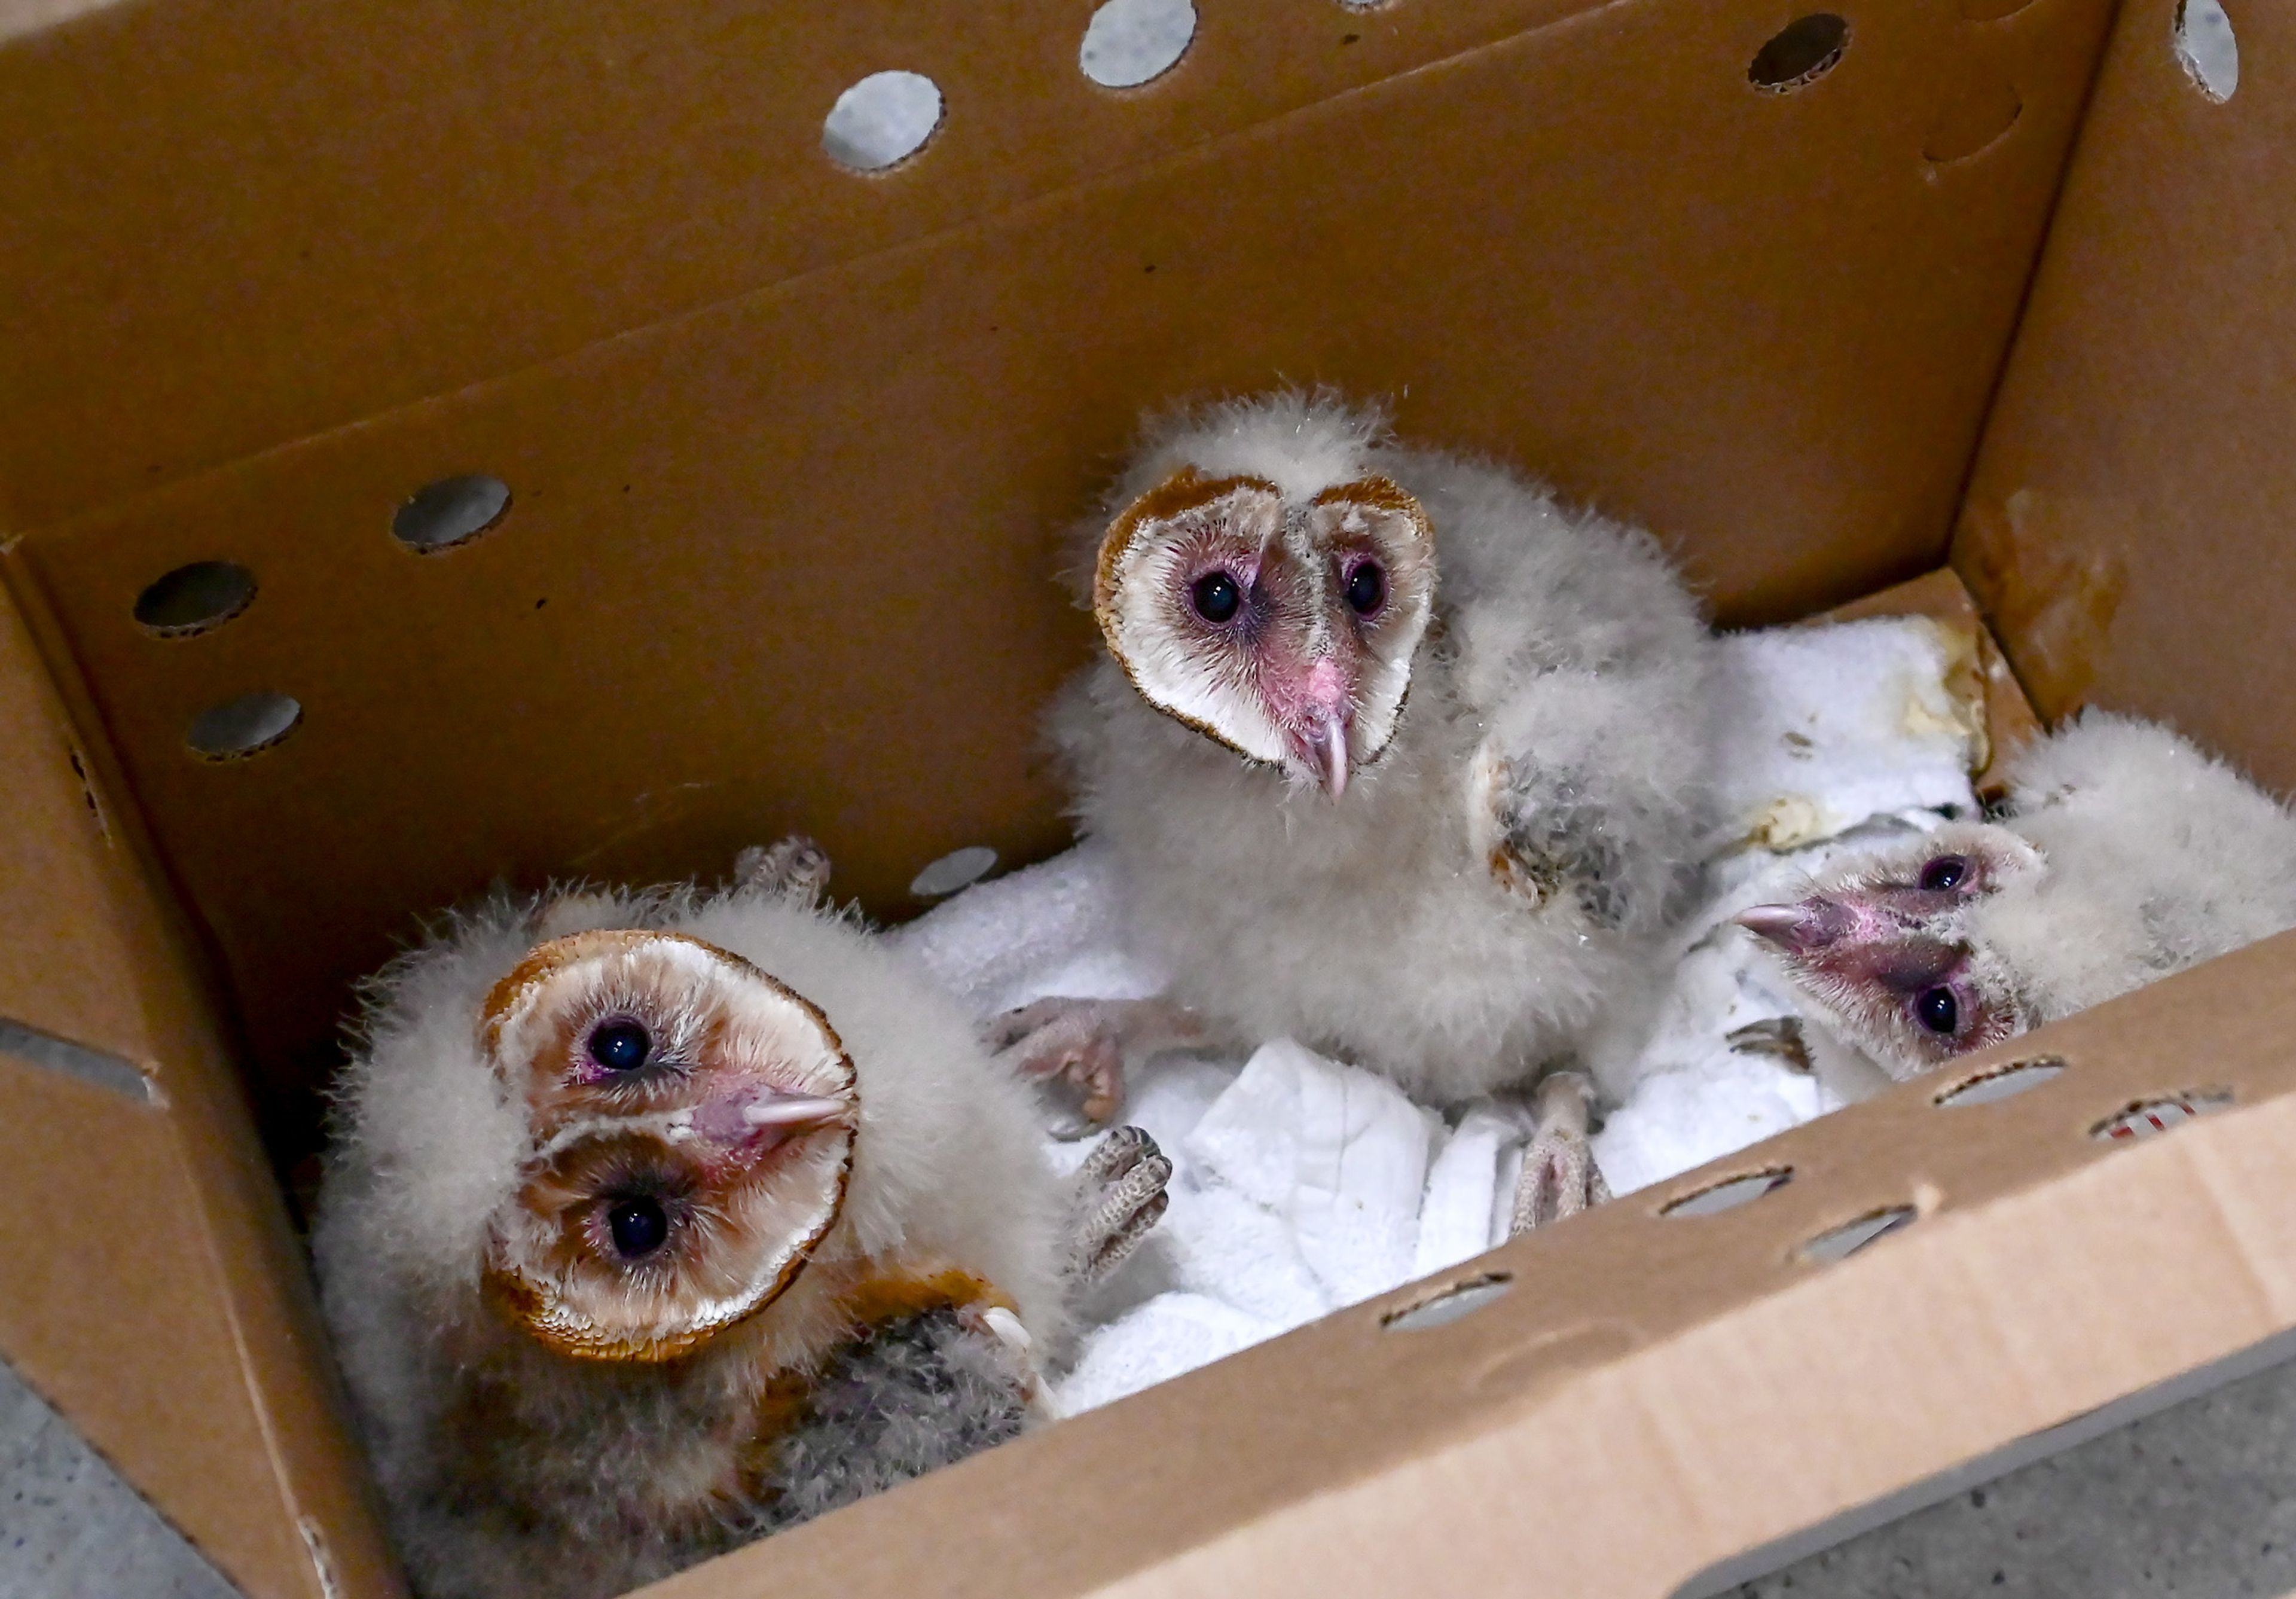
[
  {"x1": 1918, "y1": 855, "x2": 1971, "y2": 892},
  {"x1": 1915, "y1": 986, "x2": 1960, "y2": 1035},
  {"x1": 588, "y1": 1020, "x2": 651, "y2": 1073},
  {"x1": 1190, "y1": 571, "x2": 1242, "y2": 625},
  {"x1": 606, "y1": 1196, "x2": 670, "y2": 1259},
  {"x1": 1345, "y1": 561, "x2": 1386, "y2": 617}
]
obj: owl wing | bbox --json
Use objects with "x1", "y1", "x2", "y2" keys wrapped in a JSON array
[{"x1": 1398, "y1": 448, "x2": 1718, "y2": 936}]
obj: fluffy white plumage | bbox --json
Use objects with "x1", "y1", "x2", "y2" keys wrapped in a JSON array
[
  {"x1": 313, "y1": 866, "x2": 1113, "y2": 1599},
  {"x1": 1742, "y1": 712, "x2": 2296, "y2": 1078},
  {"x1": 1044, "y1": 391, "x2": 1718, "y2": 1107}
]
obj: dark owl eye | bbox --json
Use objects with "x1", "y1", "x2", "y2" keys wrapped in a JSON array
[
  {"x1": 606, "y1": 1196, "x2": 669, "y2": 1259},
  {"x1": 1918, "y1": 855, "x2": 1971, "y2": 892},
  {"x1": 1916, "y1": 987, "x2": 1960, "y2": 1035},
  {"x1": 588, "y1": 1020, "x2": 651, "y2": 1073},
  {"x1": 1190, "y1": 571, "x2": 1242, "y2": 624},
  {"x1": 1345, "y1": 561, "x2": 1386, "y2": 617}
]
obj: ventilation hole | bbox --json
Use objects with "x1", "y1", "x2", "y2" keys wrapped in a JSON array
[
  {"x1": 1802, "y1": 1206, "x2": 1916, "y2": 1264},
  {"x1": 1382, "y1": 1272, "x2": 1514, "y2": 1332},
  {"x1": 1923, "y1": 77, "x2": 2023, "y2": 164},
  {"x1": 1081, "y1": 0, "x2": 1195, "y2": 87},
  {"x1": 2175, "y1": 0, "x2": 2239, "y2": 101},
  {"x1": 187, "y1": 692, "x2": 303, "y2": 760},
  {"x1": 822, "y1": 71, "x2": 943, "y2": 171},
  {"x1": 909, "y1": 845, "x2": 998, "y2": 899},
  {"x1": 2092, "y1": 1090, "x2": 2234, "y2": 1143},
  {"x1": 1661, "y1": 1167, "x2": 1793, "y2": 1218},
  {"x1": 392, "y1": 475, "x2": 511, "y2": 552},
  {"x1": 1748, "y1": 14, "x2": 1849, "y2": 91},
  {"x1": 133, "y1": 561, "x2": 255, "y2": 636},
  {"x1": 1935, "y1": 1055, "x2": 2066, "y2": 1108}
]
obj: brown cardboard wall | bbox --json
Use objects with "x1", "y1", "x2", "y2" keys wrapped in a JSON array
[
  {"x1": 622, "y1": 933, "x2": 2296, "y2": 1599},
  {"x1": 1957, "y1": 0, "x2": 2296, "y2": 790},
  {"x1": 7, "y1": 0, "x2": 2114, "y2": 1108},
  {"x1": 0, "y1": 578, "x2": 401, "y2": 1599}
]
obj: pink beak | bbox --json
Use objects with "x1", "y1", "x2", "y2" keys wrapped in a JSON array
[
  {"x1": 1308, "y1": 711, "x2": 1350, "y2": 799},
  {"x1": 693, "y1": 1085, "x2": 850, "y2": 1162},
  {"x1": 1734, "y1": 898, "x2": 1852, "y2": 954}
]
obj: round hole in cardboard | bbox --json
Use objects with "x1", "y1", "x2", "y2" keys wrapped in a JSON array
[
  {"x1": 2091, "y1": 1088, "x2": 2234, "y2": 1143},
  {"x1": 910, "y1": 845, "x2": 998, "y2": 899},
  {"x1": 1081, "y1": 0, "x2": 1195, "y2": 88},
  {"x1": 1935, "y1": 1055, "x2": 2065, "y2": 1108},
  {"x1": 1382, "y1": 1271, "x2": 1514, "y2": 1332},
  {"x1": 1748, "y1": 14, "x2": 1848, "y2": 91},
  {"x1": 823, "y1": 71, "x2": 943, "y2": 171},
  {"x1": 1801, "y1": 1204, "x2": 1915, "y2": 1264},
  {"x1": 2175, "y1": 0, "x2": 2239, "y2": 101},
  {"x1": 187, "y1": 692, "x2": 303, "y2": 759},
  {"x1": 1660, "y1": 1167, "x2": 1793, "y2": 1217},
  {"x1": 1922, "y1": 77, "x2": 2023, "y2": 164},
  {"x1": 133, "y1": 561, "x2": 255, "y2": 636},
  {"x1": 393, "y1": 475, "x2": 511, "y2": 552}
]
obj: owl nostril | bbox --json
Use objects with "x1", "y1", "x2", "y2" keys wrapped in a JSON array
[{"x1": 607, "y1": 1197, "x2": 669, "y2": 1258}]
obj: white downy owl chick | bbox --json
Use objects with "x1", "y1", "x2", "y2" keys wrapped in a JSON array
[
  {"x1": 999, "y1": 390, "x2": 1719, "y2": 1228},
  {"x1": 315, "y1": 840, "x2": 1169, "y2": 1599},
  {"x1": 1736, "y1": 713, "x2": 2296, "y2": 1081}
]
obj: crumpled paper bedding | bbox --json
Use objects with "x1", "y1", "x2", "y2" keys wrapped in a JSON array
[{"x1": 891, "y1": 615, "x2": 1987, "y2": 1414}]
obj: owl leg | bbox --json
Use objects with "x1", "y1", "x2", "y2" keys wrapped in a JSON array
[
  {"x1": 985, "y1": 997, "x2": 1208, "y2": 1139},
  {"x1": 1509, "y1": 1070, "x2": 1611, "y2": 1234},
  {"x1": 732, "y1": 835, "x2": 832, "y2": 907},
  {"x1": 1067, "y1": 1125, "x2": 1174, "y2": 1286}
]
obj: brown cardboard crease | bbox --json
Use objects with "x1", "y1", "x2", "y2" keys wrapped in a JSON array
[{"x1": 5, "y1": 0, "x2": 2296, "y2": 1592}]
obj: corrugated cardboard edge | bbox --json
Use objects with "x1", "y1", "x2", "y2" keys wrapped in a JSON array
[{"x1": 0, "y1": 563, "x2": 404, "y2": 1599}]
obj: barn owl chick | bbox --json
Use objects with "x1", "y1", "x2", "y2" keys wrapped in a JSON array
[
  {"x1": 1004, "y1": 390, "x2": 1718, "y2": 1228},
  {"x1": 315, "y1": 843, "x2": 1169, "y2": 1599},
  {"x1": 1737, "y1": 713, "x2": 2296, "y2": 1081}
]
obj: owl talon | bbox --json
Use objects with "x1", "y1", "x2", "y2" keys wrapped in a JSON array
[
  {"x1": 1068, "y1": 1125, "x2": 1173, "y2": 1286},
  {"x1": 734, "y1": 837, "x2": 832, "y2": 907},
  {"x1": 1509, "y1": 1071, "x2": 1610, "y2": 1234},
  {"x1": 990, "y1": 996, "x2": 1207, "y2": 1141}
]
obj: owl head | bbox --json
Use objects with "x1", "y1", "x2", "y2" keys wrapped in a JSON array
[
  {"x1": 1733, "y1": 824, "x2": 2047, "y2": 1079},
  {"x1": 478, "y1": 929, "x2": 857, "y2": 1362},
  {"x1": 1089, "y1": 393, "x2": 1437, "y2": 797}
]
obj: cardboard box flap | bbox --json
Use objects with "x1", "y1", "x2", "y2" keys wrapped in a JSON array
[
  {"x1": 0, "y1": 0, "x2": 1889, "y2": 532},
  {"x1": 1957, "y1": 0, "x2": 2296, "y2": 791},
  {"x1": 0, "y1": 577, "x2": 400, "y2": 1599},
  {"x1": 8, "y1": 0, "x2": 2114, "y2": 1110},
  {"x1": 633, "y1": 931, "x2": 2296, "y2": 1599}
]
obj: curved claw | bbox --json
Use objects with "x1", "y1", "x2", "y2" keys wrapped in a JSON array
[
  {"x1": 1070, "y1": 1125, "x2": 1173, "y2": 1286},
  {"x1": 988, "y1": 999, "x2": 1135, "y2": 1140},
  {"x1": 734, "y1": 835, "x2": 833, "y2": 906},
  {"x1": 1509, "y1": 1072, "x2": 1611, "y2": 1234}
]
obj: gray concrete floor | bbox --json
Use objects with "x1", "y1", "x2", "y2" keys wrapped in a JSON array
[{"x1": 1739, "y1": 1352, "x2": 2296, "y2": 1598}]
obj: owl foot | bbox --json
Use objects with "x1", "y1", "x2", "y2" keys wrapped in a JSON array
[
  {"x1": 1509, "y1": 1070, "x2": 1611, "y2": 1234},
  {"x1": 1067, "y1": 1125, "x2": 1173, "y2": 1286},
  {"x1": 734, "y1": 836, "x2": 832, "y2": 907},
  {"x1": 987, "y1": 996, "x2": 1207, "y2": 1140}
]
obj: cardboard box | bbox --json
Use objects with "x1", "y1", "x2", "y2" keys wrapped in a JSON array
[{"x1": 4, "y1": 0, "x2": 2291, "y2": 1592}]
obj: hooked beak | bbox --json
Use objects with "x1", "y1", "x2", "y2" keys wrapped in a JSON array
[
  {"x1": 740, "y1": 1093, "x2": 849, "y2": 1130},
  {"x1": 1734, "y1": 898, "x2": 1852, "y2": 954},
  {"x1": 1307, "y1": 712, "x2": 1350, "y2": 800},
  {"x1": 691, "y1": 1085, "x2": 851, "y2": 1162}
]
